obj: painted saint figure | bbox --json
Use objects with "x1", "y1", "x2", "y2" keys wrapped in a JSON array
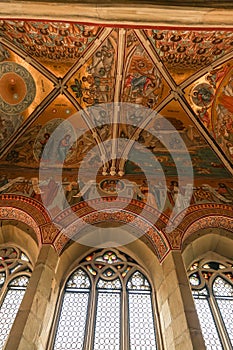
[
  {"x1": 57, "y1": 134, "x2": 72, "y2": 162},
  {"x1": 39, "y1": 133, "x2": 50, "y2": 160}
]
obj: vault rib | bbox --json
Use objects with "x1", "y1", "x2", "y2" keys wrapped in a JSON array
[
  {"x1": 180, "y1": 50, "x2": 233, "y2": 90},
  {"x1": 135, "y1": 29, "x2": 233, "y2": 175},
  {"x1": 62, "y1": 27, "x2": 113, "y2": 85},
  {"x1": 0, "y1": 88, "x2": 61, "y2": 158},
  {"x1": 63, "y1": 89, "x2": 109, "y2": 174},
  {"x1": 134, "y1": 29, "x2": 178, "y2": 91},
  {"x1": 179, "y1": 95, "x2": 233, "y2": 175},
  {"x1": 109, "y1": 28, "x2": 126, "y2": 176}
]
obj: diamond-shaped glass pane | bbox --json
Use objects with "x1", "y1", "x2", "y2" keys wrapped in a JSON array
[
  {"x1": 93, "y1": 291, "x2": 121, "y2": 350},
  {"x1": 53, "y1": 292, "x2": 89, "y2": 350},
  {"x1": 97, "y1": 278, "x2": 121, "y2": 290},
  {"x1": 213, "y1": 277, "x2": 233, "y2": 347},
  {"x1": 66, "y1": 269, "x2": 90, "y2": 289},
  {"x1": 0, "y1": 289, "x2": 25, "y2": 349},
  {"x1": 128, "y1": 292, "x2": 157, "y2": 350},
  {"x1": 127, "y1": 271, "x2": 150, "y2": 291},
  {"x1": 193, "y1": 290, "x2": 222, "y2": 349},
  {"x1": 9, "y1": 276, "x2": 29, "y2": 288}
]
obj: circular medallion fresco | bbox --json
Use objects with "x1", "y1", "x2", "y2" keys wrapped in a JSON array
[
  {"x1": 191, "y1": 83, "x2": 214, "y2": 108},
  {"x1": 99, "y1": 179, "x2": 125, "y2": 194},
  {"x1": 0, "y1": 61, "x2": 36, "y2": 115}
]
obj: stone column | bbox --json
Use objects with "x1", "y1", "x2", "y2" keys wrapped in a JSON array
[
  {"x1": 157, "y1": 250, "x2": 205, "y2": 350},
  {"x1": 4, "y1": 244, "x2": 59, "y2": 350}
]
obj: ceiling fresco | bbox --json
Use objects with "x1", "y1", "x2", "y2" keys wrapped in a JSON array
[
  {"x1": 0, "y1": 19, "x2": 233, "y2": 219},
  {"x1": 145, "y1": 29, "x2": 233, "y2": 83},
  {"x1": 0, "y1": 21, "x2": 102, "y2": 74}
]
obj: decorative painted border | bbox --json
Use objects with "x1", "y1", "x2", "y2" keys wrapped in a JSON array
[
  {"x1": 177, "y1": 203, "x2": 233, "y2": 248},
  {"x1": 54, "y1": 208, "x2": 170, "y2": 261},
  {"x1": 0, "y1": 206, "x2": 41, "y2": 246},
  {"x1": 0, "y1": 194, "x2": 51, "y2": 224},
  {"x1": 0, "y1": 195, "x2": 233, "y2": 259},
  {"x1": 182, "y1": 215, "x2": 233, "y2": 247}
]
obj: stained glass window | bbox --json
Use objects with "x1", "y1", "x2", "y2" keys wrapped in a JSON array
[
  {"x1": 52, "y1": 249, "x2": 157, "y2": 350},
  {"x1": 188, "y1": 258, "x2": 233, "y2": 350},
  {"x1": 0, "y1": 246, "x2": 32, "y2": 350}
]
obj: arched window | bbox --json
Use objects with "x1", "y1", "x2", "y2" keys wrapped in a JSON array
[
  {"x1": 0, "y1": 245, "x2": 32, "y2": 349},
  {"x1": 188, "y1": 258, "x2": 233, "y2": 349},
  {"x1": 52, "y1": 249, "x2": 157, "y2": 350}
]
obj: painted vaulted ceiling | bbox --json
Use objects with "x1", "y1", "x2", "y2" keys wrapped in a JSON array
[{"x1": 0, "y1": 10, "x2": 233, "y2": 238}]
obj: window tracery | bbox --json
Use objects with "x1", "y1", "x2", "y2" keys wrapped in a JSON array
[
  {"x1": 188, "y1": 258, "x2": 233, "y2": 349},
  {"x1": 0, "y1": 246, "x2": 32, "y2": 349},
  {"x1": 52, "y1": 249, "x2": 157, "y2": 350}
]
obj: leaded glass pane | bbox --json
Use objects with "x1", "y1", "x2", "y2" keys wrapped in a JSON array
[
  {"x1": 192, "y1": 288, "x2": 208, "y2": 296},
  {"x1": 93, "y1": 291, "x2": 121, "y2": 350},
  {"x1": 103, "y1": 268, "x2": 116, "y2": 277},
  {"x1": 213, "y1": 277, "x2": 233, "y2": 346},
  {"x1": 87, "y1": 265, "x2": 97, "y2": 276},
  {"x1": 128, "y1": 292, "x2": 157, "y2": 350},
  {"x1": 97, "y1": 277, "x2": 121, "y2": 290},
  {"x1": 121, "y1": 266, "x2": 131, "y2": 278},
  {"x1": 20, "y1": 253, "x2": 29, "y2": 262},
  {"x1": 9, "y1": 276, "x2": 29, "y2": 288},
  {"x1": 192, "y1": 289, "x2": 223, "y2": 349},
  {"x1": 189, "y1": 273, "x2": 200, "y2": 286},
  {"x1": 10, "y1": 264, "x2": 22, "y2": 274},
  {"x1": 0, "y1": 272, "x2": 5, "y2": 287},
  {"x1": 190, "y1": 262, "x2": 199, "y2": 271},
  {"x1": 127, "y1": 271, "x2": 150, "y2": 291},
  {"x1": 53, "y1": 292, "x2": 89, "y2": 350},
  {"x1": 66, "y1": 269, "x2": 90, "y2": 289},
  {"x1": 96, "y1": 251, "x2": 122, "y2": 264},
  {"x1": 203, "y1": 262, "x2": 225, "y2": 270},
  {"x1": 213, "y1": 277, "x2": 233, "y2": 297},
  {"x1": 0, "y1": 289, "x2": 25, "y2": 350}
]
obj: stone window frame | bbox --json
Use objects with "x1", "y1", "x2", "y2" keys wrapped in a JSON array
[
  {"x1": 0, "y1": 245, "x2": 32, "y2": 349},
  {"x1": 188, "y1": 256, "x2": 233, "y2": 350},
  {"x1": 50, "y1": 247, "x2": 159, "y2": 350}
]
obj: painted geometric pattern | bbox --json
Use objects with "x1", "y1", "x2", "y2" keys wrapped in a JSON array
[
  {"x1": 146, "y1": 29, "x2": 233, "y2": 71},
  {"x1": 0, "y1": 20, "x2": 101, "y2": 62}
]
